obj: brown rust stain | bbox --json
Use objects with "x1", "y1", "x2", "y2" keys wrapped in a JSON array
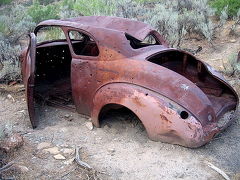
[
  {"x1": 159, "y1": 114, "x2": 172, "y2": 124},
  {"x1": 132, "y1": 96, "x2": 146, "y2": 107}
]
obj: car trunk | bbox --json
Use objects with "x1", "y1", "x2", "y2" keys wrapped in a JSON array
[{"x1": 147, "y1": 51, "x2": 238, "y2": 119}]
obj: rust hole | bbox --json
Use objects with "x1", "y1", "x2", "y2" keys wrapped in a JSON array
[{"x1": 180, "y1": 111, "x2": 189, "y2": 119}]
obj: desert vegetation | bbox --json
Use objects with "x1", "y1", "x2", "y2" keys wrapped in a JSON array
[{"x1": 0, "y1": 0, "x2": 239, "y2": 81}]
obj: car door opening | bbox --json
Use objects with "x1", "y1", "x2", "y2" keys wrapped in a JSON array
[{"x1": 34, "y1": 26, "x2": 75, "y2": 111}]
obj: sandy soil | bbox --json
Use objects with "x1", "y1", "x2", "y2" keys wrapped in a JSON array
[{"x1": 0, "y1": 21, "x2": 240, "y2": 180}]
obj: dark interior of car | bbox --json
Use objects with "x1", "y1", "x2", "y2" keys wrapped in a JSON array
[
  {"x1": 126, "y1": 34, "x2": 160, "y2": 49},
  {"x1": 34, "y1": 39, "x2": 98, "y2": 111}
]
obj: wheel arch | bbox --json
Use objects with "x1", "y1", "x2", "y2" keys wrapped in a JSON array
[
  {"x1": 91, "y1": 83, "x2": 154, "y2": 130},
  {"x1": 91, "y1": 82, "x2": 208, "y2": 148}
]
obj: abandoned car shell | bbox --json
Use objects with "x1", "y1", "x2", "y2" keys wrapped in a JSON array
[{"x1": 20, "y1": 16, "x2": 239, "y2": 148}]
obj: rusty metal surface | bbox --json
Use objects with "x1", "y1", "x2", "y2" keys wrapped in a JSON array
[{"x1": 20, "y1": 16, "x2": 239, "y2": 148}]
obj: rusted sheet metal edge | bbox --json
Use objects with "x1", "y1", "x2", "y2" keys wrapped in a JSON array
[{"x1": 145, "y1": 48, "x2": 239, "y2": 106}]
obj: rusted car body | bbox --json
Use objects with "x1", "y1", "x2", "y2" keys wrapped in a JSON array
[{"x1": 20, "y1": 16, "x2": 239, "y2": 148}]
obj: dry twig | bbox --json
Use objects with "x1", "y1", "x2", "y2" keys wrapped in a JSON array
[
  {"x1": 0, "y1": 161, "x2": 15, "y2": 174},
  {"x1": 75, "y1": 146, "x2": 92, "y2": 170},
  {"x1": 206, "y1": 162, "x2": 230, "y2": 180}
]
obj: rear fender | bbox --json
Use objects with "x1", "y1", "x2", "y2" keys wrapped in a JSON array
[{"x1": 91, "y1": 83, "x2": 209, "y2": 147}]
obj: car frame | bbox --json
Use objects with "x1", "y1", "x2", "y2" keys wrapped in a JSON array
[{"x1": 20, "y1": 16, "x2": 239, "y2": 148}]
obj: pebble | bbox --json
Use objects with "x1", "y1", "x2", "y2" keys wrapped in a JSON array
[
  {"x1": 62, "y1": 148, "x2": 74, "y2": 155},
  {"x1": 16, "y1": 165, "x2": 29, "y2": 173},
  {"x1": 107, "y1": 148, "x2": 115, "y2": 153},
  {"x1": 64, "y1": 114, "x2": 70, "y2": 118},
  {"x1": 7, "y1": 94, "x2": 15, "y2": 102},
  {"x1": 229, "y1": 39, "x2": 237, "y2": 43},
  {"x1": 85, "y1": 122, "x2": 93, "y2": 130},
  {"x1": 54, "y1": 154, "x2": 66, "y2": 160},
  {"x1": 37, "y1": 142, "x2": 52, "y2": 150},
  {"x1": 43, "y1": 147, "x2": 60, "y2": 154},
  {"x1": 64, "y1": 158, "x2": 75, "y2": 165}
]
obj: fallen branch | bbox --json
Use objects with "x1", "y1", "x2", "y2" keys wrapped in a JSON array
[
  {"x1": 206, "y1": 162, "x2": 230, "y2": 180},
  {"x1": 0, "y1": 161, "x2": 15, "y2": 174},
  {"x1": 75, "y1": 146, "x2": 92, "y2": 170}
]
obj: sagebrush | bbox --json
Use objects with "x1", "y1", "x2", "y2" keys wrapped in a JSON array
[
  {"x1": 0, "y1": 5, "x2": 35, "y2": 81},
  {"x1": 210, "y1": 0, "x2": 240, "y2": 18}
]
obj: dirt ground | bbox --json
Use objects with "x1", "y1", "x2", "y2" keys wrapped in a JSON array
[{"x1": 0, "y1": 22, "x2": 240, "y2": 180}]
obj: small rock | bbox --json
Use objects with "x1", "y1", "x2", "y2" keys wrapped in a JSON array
[
  {"x1": 64, "y1": 114, "x2": 70, "y2": 118},
  {"x1": 43, "y1": 147, "x2": 60, "y2": 155},
  {"x1": 107, "y1": 148, "x2": 115, "y2": 153},
  {"x1": 54, "y1": 154, "x2": 66, "y2": 160},
  {"x1": 0, "y1": 133, "x2": 23, "y2": 153},
  {"x1": 37, "y1": 142, "x2": 52, "y2": 150},
  {"x1": 230, "y1": 39, "x2": 237, "y2": 43},
  {"x1": 7, "y1": 94, "x2": 15, "y2": 102},
  {"x1": 15, "y1": 165, "x2": 29, "y2": 173},
  {"x1": 85, "y1": 122, "x2": 93, "y2": 130},
  {"x1": 64, "y1": 158, "x2": 75, "y2": 165},
  {"x1": 60, "y1": 144, "x2": 69, "y2": 148},
  {"x1": 63, "y1": 114, "x2": 73, "y2": 121},
  {"x1": 103, "y1": 124, "x2": 111, "y2": 129},
  {"x1": 95, "y1": 137, "x2": 102, "y2": 141},
  {"x1": 62, "y1": 148, "x2": 74, "y2": 155}
]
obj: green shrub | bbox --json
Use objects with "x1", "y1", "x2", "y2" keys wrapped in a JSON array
[
  {"x1": 61, "y1": 0, "x2": 116, "y2": 16},
  {"x1": 114, "y1": 0, "x2": 214, "y2": 47},
  {"x1": 223, "y1": 52, "x2": 240, "y2": 77},
  {"x1": 28, "y1": 0, "x2": 60, "y2": 24},
  {"x1": 0, "y1": 5, "x2": 35, "y2": 81},
  {"x1": 0, "y1": 0, "x2": 13, "y2": 6},
  {"x1": 210, "y1": 0, "x2": 240, "y2": 18}
]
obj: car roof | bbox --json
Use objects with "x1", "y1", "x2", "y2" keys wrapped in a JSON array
[{"x1": 35, "y1": 16, "x2": 154, "y2": 41}]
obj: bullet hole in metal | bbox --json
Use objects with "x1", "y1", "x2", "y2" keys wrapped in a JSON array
[{"x1": 180, "y1": 111, "x2": 189, "y2": 119}]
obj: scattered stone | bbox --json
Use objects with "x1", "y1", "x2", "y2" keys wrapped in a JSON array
[
  {"x1": 63, "y1": 114, "x2": 73, "y2": 121},
  {"x1": 37, "y1": 142, "x2": 52, "y2": 150},
  {"x1": 0, "y1": 133, "x2": 23, "y2": 153},
  {"x1": 60, "y1": 144, "x2": 69, "y2": 148},
  {"x1": 64, "y1": 114, "x2": 70, "y2": 118},
  {"x1": 229, "y1": 39, "x2": 237, "y2": 43},
  {"x1": 43, "y1": 147, "x2": 60, "y2": 155},
  {"x1": 7, "y1": 94, "x2": 15, "y2": 102},
  {"x1": 62, "y1": 148, "x2": 74, "y2": 155},
  {"x1": 17, "y1": 110, "x2": 25, "y2": 114},
  {"x1": 103, "y1": 124, "x2": 111, "y2": 129},
  {"x1": 54, "y1": 154, "x2": 66, "y2": 160},
  {"x1": 64, "y1": 158, "x2": 75, "y2": 165},
  {"x1": 85, "y1": 122, "x2": 93, "y2": 130},
  {"x1": 107, "y1": 148, "x2": 115, "y2": 153},
  {"x1": 95, "y1": 137, "x2": 102, "y2": 141},
  {"x1": 15, "y1": 165, "x2": 29, "y2": 173}
]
